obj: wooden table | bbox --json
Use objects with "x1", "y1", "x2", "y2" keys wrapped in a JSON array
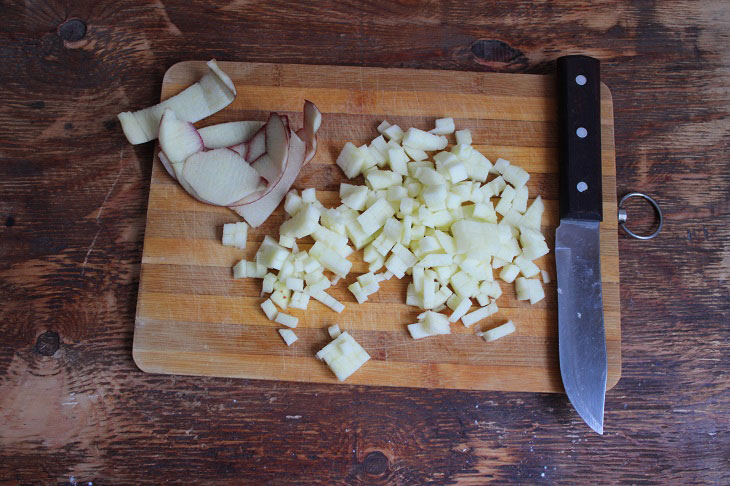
[{"x1": 1, "y1": 1, "x2": 728, "y2": 484}]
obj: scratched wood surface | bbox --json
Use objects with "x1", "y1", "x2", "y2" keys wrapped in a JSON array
[
  {"x1": 133, "y1": 61, "x2": 621, "y2": 392},
  {"x1": 1, "y1": 1, "x2": 728, "y2": 484}
]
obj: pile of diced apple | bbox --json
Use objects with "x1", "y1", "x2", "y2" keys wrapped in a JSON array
[
  {"x1": 225, "y1": 117, "x2": 551, "y2": 382},
  {"x1": 331, "y1": 118, "x2": 550, "y2": 339}
]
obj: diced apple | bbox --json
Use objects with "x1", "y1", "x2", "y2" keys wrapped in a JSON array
[
  {"x1": 464, "y1": 151, "x2": 492, "y2": 182},
  {"x1": 383, "y1": 124, "x2": 404, "y2": 142},
  {"x1": 348, "y1": 282, "x2": 368, "y2": 304},
  {"x1": 262, "y1": 273, "x2": 277, "y2": 294},
  {"x1": 387, "y1": 146, "x2": 409, "y2": 176},
  {"x1": 366, "y1": 169, "x2": 402, "y2": 190},
  {"x1": 481, "y1": 281, "x2": 502, "y2": 299},
  {"x1": 512, "y1": 185, "x2": 529, "y2": 213},
  {"x1": 222, "y1": 221, "x2": 248, "y2": 249},
  {"x1": 499, "y1": 263, "x2": 520, "y2": 283},
  {"x1": 520, "y1": 196, "x2": 545, "y2": 230},
  {"x1": 455, "y1": 129, "x2": 472, "y2": 146},
  {"x1": 448, "y1": 296, "x2": 472, "y2": 323},
  {"x1": 309, "y1": 241, "x2": 352, "y2": 278},
  {"x1": 336, "y1": 142, "x2": 365, "y2": 179},
  {"x1": 357, "y1": 198, "x2": 395, "y2": 236},
  {"x1": 280, "y1": 203, "x2": 320, "y2": 238},
  {"x1": 515, "y1": 277, "x2": 531, "y2": 301},
  {"x1": 461, "y1": 304, "x2": 496, "y2": 327},
  {"x1": 327, "y1": 324, "x2": 342, "y2": 339},
  {"x1": 383, "y1": 253, "x2": 407, "y2": 278},
  {"x1": 445, "y1": 161, "x2": 468, "y2": 183},
  {"x1": 528, "y1": 279, "x2": 545, "y2": 304},
  {"x1": 479, "y1": 320, "x2": 516, "y2": 342},
  {"x1": 494, "y1": 158, "x2": 510, "y2": 174},
  {"x1": 278, "y1": 329, "x2": 298, "y2": 346},
  {"x1": 514, "y1": 255, "x2": 540, "y2": 278},
  {"x1": 522, "y1": 239, "x2": 550, "y2": 260},
  {"x1": 503, "y1": 164, "x2": 530, "y2": 188},
  {"x1": 271, "y1": 285, "x2": 291, "y2": 309},
  {"x1": 315, "y1": 332, "x2": 370, "y2": 381},
  {"x1": 275, "y1": 312, "x2": 298, "y2": 328},
  {"x1": 402, "y1": 127, "x2": 448, "y2": 151},
  {"x1": 232, "y1": 260, "x2": 247, "y2": 279},
  {"x1": 261, "y1": 299, "x2": 278, "y2": 320},
  {"x1": 404, "y1": 145, "x2": 428, "y2": 161},
  {"x1": 422, "y1": 184, "x2": 448, "y2": 210},
  {"x1": 430, "y1": 117, "x2": 455, "y2": 135}
]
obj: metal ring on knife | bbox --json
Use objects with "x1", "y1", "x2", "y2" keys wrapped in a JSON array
[{"x1": 618, "y1": 192, "x2": 663, "y2": 240}]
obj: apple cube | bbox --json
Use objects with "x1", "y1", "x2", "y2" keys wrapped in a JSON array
[
  {"x1": 503, "y1": 164, "x2": 530, "y2": 188},
  {"x1": 514, "y1": 255, "x2": 540, "y2": 278},
  {"x1": 278, "y1": 329, "x2": 298, "y2": 346},
  {"x1": 316, "y1": 332, "x2": 370, "y2": 381},
  {"x1": 222, "y1": 222, "x2": 249, "y2": 249},
  {"x1": 528, "y1": 279, "x2": 545, "y2": 304},
  {"x1": 479, "y1": 320, "x2": 516, "y2": 342},
  {"x1": 494, "y1": 158, "x2": 510, "y2": 174},
  {"x1": 261, "y1": 299, "x2": 278, "y2": 320},
  {"x1": 404, "y1": 145, "x2": 428, "y2": 161},
  {"x1": 499, "y1": 263, "x2": 520, "y2": 283},
  {"x1": 455, "y1": 129, "x2": 472, "y2": 146},
  {"x1": 431, "y1": 117, "x2": 455, "y2": 135},
  {"x1": 328, "y1": 324, "x2": 342, "y2": 339},
  {"x1": 336, "y1": 142, "x2": 366, "y2": 178},
  {"x1": 402, "y1": 127, "x2": 448, "y2": 151},
  {"x1": 275, "y1": 312, "x2": 298, "y2": 328}
]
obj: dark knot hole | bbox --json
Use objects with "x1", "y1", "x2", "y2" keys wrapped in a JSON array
[{"x1": 58, "y1": 18, "x2": 87, "y2": 42}]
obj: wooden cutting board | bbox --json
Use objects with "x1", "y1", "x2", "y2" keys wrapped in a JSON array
[{"x1": 133, "y1": 61, "x2": 620, "y2": 393}]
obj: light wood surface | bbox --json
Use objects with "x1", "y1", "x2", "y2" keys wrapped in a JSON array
[{"x1": 133, "y1": 61, "x2": 620, "y2": 392}]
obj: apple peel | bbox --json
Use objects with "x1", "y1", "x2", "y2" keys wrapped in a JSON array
[
  {"x1": 251, "y1": 114, "x2": 289, "y2": 182},
  {"x1": 158, "y1": 108, "x2": 205, "y2": 165},
  {"x1": 231, "y1": 130, "x2": 306, "y2": 227},
  {"x1": 198, "y1": 120, "x2": 264, "y2": 149},
  {"x1": 182, "y1": 148, "x2": 265, "y2": 206},
  {"x1": 158, "y1": 151, "x2": 220, "y2": 206},
  {"x1": 301, "y1": 100, "x2": 322, "y2": 164},
  {"x1": 118, "y1": 59, "x2": 235, "y2": 145},
  {"x1": 157, "y1": 151, "x2": 178, "y2": 182},
  {"x1": 244, "y1": 127, "x2": 267, "y2": 162}
]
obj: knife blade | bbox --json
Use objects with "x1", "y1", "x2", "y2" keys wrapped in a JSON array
[{"x1": 555, "y1": 55, "x2": 607, "y2": 434}]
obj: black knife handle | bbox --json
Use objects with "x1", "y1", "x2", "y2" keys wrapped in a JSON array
[{"x1": 557, "y1": 55, "x2": 603, "y2": 221}]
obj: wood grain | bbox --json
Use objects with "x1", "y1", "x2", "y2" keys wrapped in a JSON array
[
  {"x1": 132, "y1": 61, "x2": 621, "y2": 392},
  {"x1": 1, "y1": 0, "x2": 728, "y2": 484}
]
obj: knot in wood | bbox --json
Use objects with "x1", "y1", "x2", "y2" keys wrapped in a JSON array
[
  {"x1": 58, "y1": 18, "x2": 87, "y2": 42},
  {"x1": 471, "y1": 39, "x2": 524, "y2": 63},
  {"x1": 363, "y1": 451, "x2": 389, "y2": 476},
  {"x1": 35, "y1": 331, "x2": 60, "y2": 356}
]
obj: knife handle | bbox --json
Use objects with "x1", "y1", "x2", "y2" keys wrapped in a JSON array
[{"x1": 557, "y1": 55, "x2": 603, "y2": 221}]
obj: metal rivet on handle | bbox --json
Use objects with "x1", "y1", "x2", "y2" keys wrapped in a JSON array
[
  {"x1": 576, "y1": 75, "x2": 587, "y2": 85},
  {"x1": 618, "y1": 192, "x2": 663, "y2": 240},
  {"x1": 576, "y1": 127, "x2": 588, "y2": 138}
]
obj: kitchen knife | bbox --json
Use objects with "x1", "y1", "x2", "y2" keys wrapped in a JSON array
[{"x1": 555, "y1": 55, "x2": 607, "y2": 434}]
